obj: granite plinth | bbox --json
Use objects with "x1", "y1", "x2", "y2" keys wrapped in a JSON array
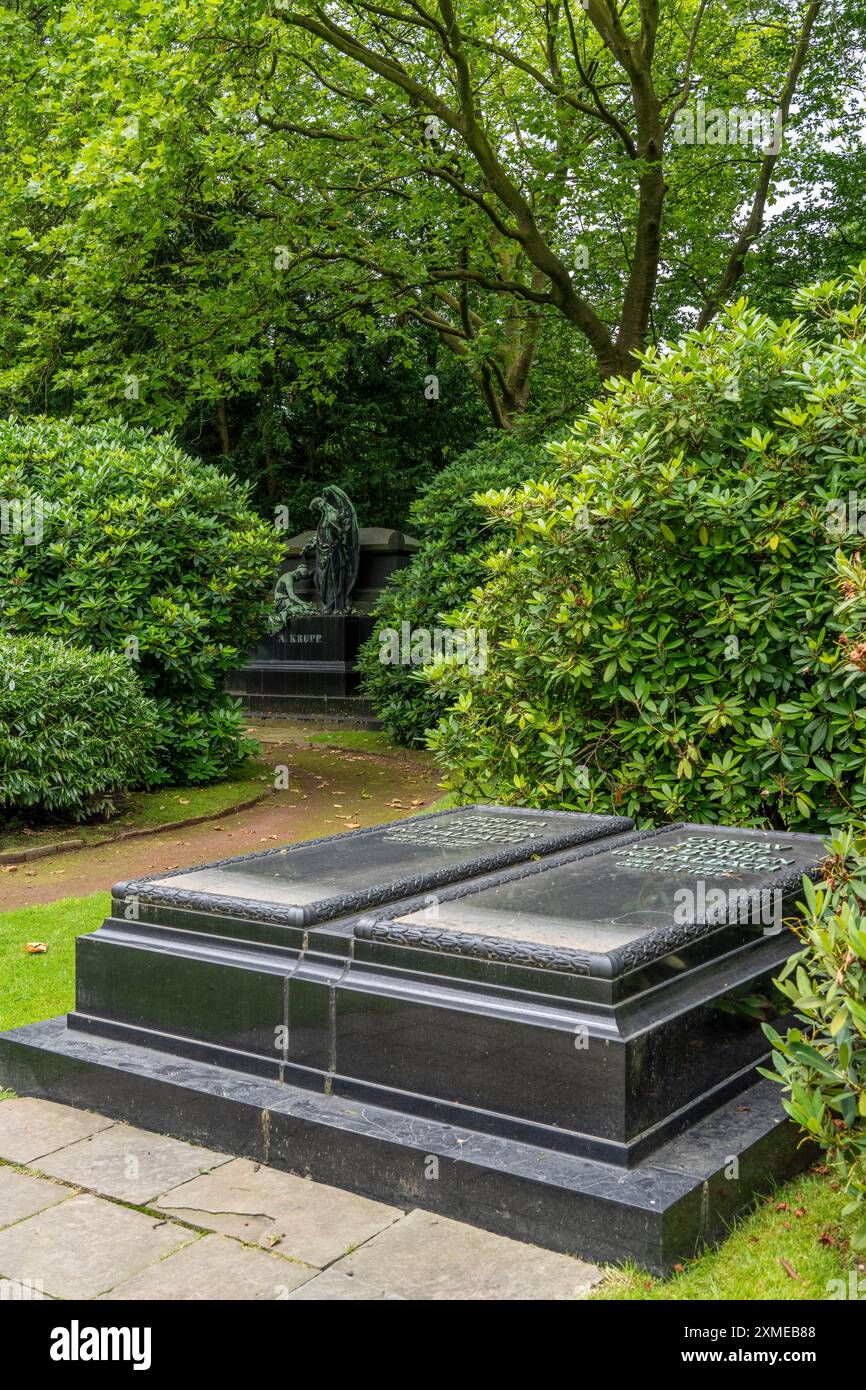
[
  {"x1": 0, "y1": 1018, "x2": 813, "y2": 1275},
  {"x1": 80, "y1": 818, "x2": 823, "y2": 1159},
  {"x1": 0, "y1": 810, "x2": 828, "y2": 1267},
  {"x1": 231, "y1": 614, "x2": 375, "y2": 700},
  {"x1": 233, "y1": 693, "x2": 380, "y2": 725}
]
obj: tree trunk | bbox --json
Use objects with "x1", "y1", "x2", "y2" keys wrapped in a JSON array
[{"x1": 216, "y1": 402, "x2": 230, "y2": 456}]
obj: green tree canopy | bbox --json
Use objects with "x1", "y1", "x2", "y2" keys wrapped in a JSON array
[{"x1": 0, "y1": 0, "x2": 863, "y2": 430}]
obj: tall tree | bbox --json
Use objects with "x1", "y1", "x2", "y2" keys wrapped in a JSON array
[
  {"x1": 261, "y1": 0, "x2": 860, "y2": 412},
  {"x1": 0, "y1": 0, "x2": 862, "y2": 429}
]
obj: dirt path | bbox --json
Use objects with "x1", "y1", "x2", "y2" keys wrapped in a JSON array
[{"x1": 0, "y1": 733, "x2": 442, "y2": 912}]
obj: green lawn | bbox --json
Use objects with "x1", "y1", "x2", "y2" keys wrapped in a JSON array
[
  {"x1": 0, "y1": 759, "x2": 268, "y2": 856},
  {"x1": 305, "y1": 729, "x2": 402, "y2": 754},
  {"x1": 0, "y1": 891, "x2": 109, "y2": 1031},
  {"x1": 593, "y1": 1171, "x2": 858, "y2": 1300}
]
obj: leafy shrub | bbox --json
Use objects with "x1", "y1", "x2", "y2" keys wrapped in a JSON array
[
  {"x1": 0, "y1": 417, "x2": 284, "y2": 783},
  {"x1": 358, "y1": 430, "x2": 556, "y2": 745},
  {"x1": 0, "y1": 635, "x2": 159, "y2": 821},
  {"x1": 762, "y1": 827, "x2": 866, "y2": 1250},
  {"x1": 428, "y1": 266, "x2": 866, "y2": 830}
]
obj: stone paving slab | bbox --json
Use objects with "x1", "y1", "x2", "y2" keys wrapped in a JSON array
[
  {"x1": 0, "y1": 1098, "x2": 601, "y2": 1299},
  {"x1": 0, "y1": 1098, "x2": 114, "y2": 1164},
  {"x1": 0, "y1": 1165, "x2": 71, "y2": 1227},
  {"x1": 286, "y1": 1268, "x2": 403, "y2": 1301},
  {"x1": 156, "y1": 1156, "x2": 403, "y2": 1267},
  {"x1": 0, "y1": 1192, "x2": 192, "y2": 1299},
  {"x1": 331, "y1": 1208, "x2": 603, "y2": 1301},
  {"x1": 35, "y1": 1123, "x2": 232, "y2": 1204},
  {"x1": 0, "y1": 1276, "x2": 50, "y2": 1300},
  {"x1": 98, "y1": 1233, "x2": 315, "y2": 1301}
]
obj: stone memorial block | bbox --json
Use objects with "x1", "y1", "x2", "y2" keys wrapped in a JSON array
[
  {"x1": 345, "y1": 823, "x2": 825, "y2": 1162},
  {"x1": 66, "y1": 807, "x2": 628, "y2": 1070},
  {"x1": 116, "y1": 805, "x2": 629, "y2": 927},
  {"x1": 0, "y1": 810, "x2": 830, "y2": 1273},
  {"x1": 228, "y1": 523, "x2": 420, "y2": 716}
]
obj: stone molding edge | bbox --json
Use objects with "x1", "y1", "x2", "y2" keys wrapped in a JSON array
[
  {"x1": 110, "y1": 805, "x2": 631, "y2": 929},
  {"x1": 355, "y1": 821, "x2": 829, "y2": 976},
  {"x1": 355, "y1": 920, "x2": 595, "y2": 975}
]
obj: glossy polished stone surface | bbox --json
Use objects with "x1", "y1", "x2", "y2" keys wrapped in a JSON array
[
  {"x1": 387, "y1": 824, "x2": 825, "y2": 969},
  {"x1": 75, "y1": 929, "x2": 287, "y2": 1066},
  {"x1": 3, "y1": 810, "x2": 830, "y2": 1263},
  {"x1": 127, "y1": 806, "x2": 629, "y2": 927},
  {"x1": 68, "y1": 818, "x2": 828, "y2": 1167}
]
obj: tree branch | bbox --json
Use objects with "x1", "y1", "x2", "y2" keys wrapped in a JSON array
[{"x1": 697, "y1": 0, "x2": 823, "y2": 328}]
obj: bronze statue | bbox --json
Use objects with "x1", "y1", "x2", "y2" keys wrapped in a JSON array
[
  {"x1": 270, "y1": 547, "x2": 317, "y2": 627},
  {"x1": 310, "y1": 485, "x2": 360, "y2": 614},
  {"x1": 271, "y1": 486, "x2": 360, "y2": 625}
]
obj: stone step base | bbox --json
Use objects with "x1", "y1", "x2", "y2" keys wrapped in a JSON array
[{"x1": 0, "y1": 1016, "x2": 812, "y2": 1275}]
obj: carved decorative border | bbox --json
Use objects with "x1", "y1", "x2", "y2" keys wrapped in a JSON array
[
  {"x1": 355, "y1": 822, "x2": 828, "y2": 977},
  {"x1": 354, "y1": 921, "x2": 594, "y2": 975},
  {"x1": 111, "y1": 805, "x2": 630, "y2": 928},
  {"x1": 608, "y1": 870, "x2": 823, "y2": 974}
]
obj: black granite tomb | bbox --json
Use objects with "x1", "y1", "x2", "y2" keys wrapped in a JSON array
[
  {"x1": 228, "y1": 527, "x2": 417, "y2": 718},
  {"x1": 0, "y1": 807, "x2": 828, "y2": 1273},
  {"x1": 235, "y1": 612, "x2": 375, "y2": 703}
]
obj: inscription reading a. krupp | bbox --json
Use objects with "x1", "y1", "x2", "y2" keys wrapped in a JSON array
[
  {"x1": 612, "y1": 834, "x2": 796, "y2": 877},
  {"x1": 382, "y1": 814, "x2": 548, "y2": 850}
]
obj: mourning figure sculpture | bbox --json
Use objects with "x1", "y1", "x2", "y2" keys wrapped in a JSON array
[
  {"x1": 271, "y1": 486, "x2": 360, "y2": 625},
  {"x1": 270, "y1": 544, "x2": 317, "y2": 626},
  {"x1": 311, "y1": 485, "x2": 360, "y2": 614}
]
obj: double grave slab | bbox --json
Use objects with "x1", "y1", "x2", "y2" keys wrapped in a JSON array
[{"x1": 0, "y1": 806, "x2": 827, "y2": 1272}]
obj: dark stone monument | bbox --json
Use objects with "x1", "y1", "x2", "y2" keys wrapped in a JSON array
[
  {"x1": 228, "y1": 494, "x2": 419, "y2": 720},
  {"x1": 0, "y1": 809, "x2": 828, "y2": 1272}
]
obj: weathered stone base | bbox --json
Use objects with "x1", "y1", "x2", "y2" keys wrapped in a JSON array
[
  {"x1": 230, "y1": 690, "x2": 381, "y2": 725},
  {"x1": 0, "y1": 1017, "x2": 812, "y2": 1275}
]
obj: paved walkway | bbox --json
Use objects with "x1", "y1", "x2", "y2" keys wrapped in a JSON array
[
  {"x1": 0, "y1": 1098, "x2": 602, "y2": 1300},
  {"x1": 0, "y1": 728, "x2": 439, "y2": 910}
]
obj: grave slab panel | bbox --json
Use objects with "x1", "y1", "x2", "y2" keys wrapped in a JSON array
[{"x1": 112, "y1": 805, "x2": 630, "y2": 931}]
